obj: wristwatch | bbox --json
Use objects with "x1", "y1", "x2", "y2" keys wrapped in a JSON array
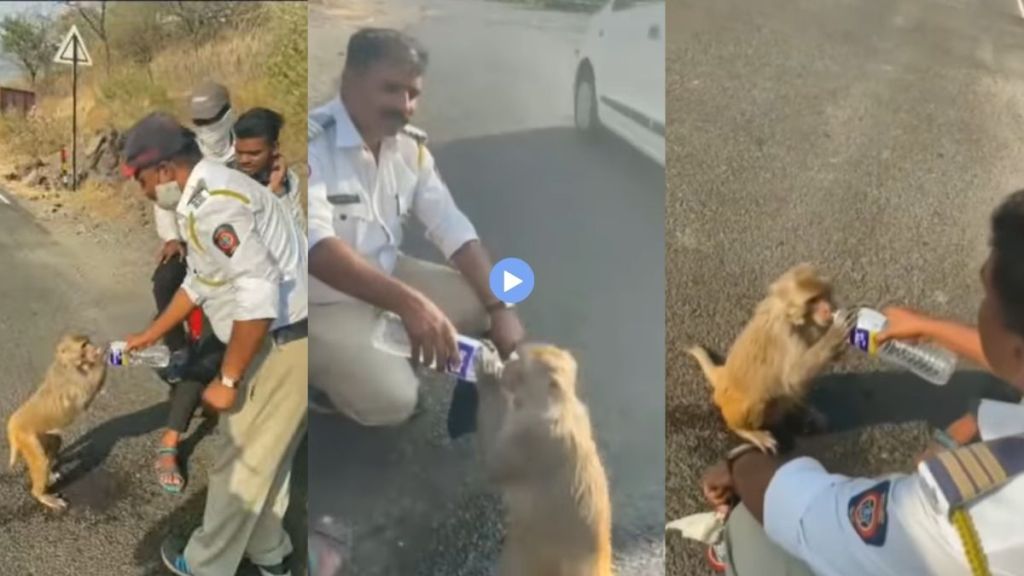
[
  {"x1": 219, "y1": 373, "x2": 239, "y2": 389},
  {"x1": 725, "y1": 443, "x2": 761, "y2": 474},
  {"x1": 486, "y1": 300, "x2": 515, "y2": 313}
]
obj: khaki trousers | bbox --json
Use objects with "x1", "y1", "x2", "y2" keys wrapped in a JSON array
[
  {"x1": 309, "y1": 255, "x2": 489, "y2": 426},
  {"x1": 724, "y1": 503, "x2": 815, "y2": 576},
  {"x1": 183, "y1": 336, "x2": 309, "y2": 575}
]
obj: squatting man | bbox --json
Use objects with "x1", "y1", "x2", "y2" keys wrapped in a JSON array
[{"x1": 307, "y1": 27, "x2": 525, "y2": 424}]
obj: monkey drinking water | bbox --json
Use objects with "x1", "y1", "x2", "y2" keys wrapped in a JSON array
[{"x1": 7, "y1": 333, "x2": 108, "y2": 510}]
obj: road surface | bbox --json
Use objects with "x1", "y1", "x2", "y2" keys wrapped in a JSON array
[
  {"x1": 0, "y1": 194, "x2": 307, "y2": 575},
  {"x1": 308, "y1": 0, "x2": 666, "y2": 574},
  {"x1": 666, "y1": 0, "x2": 1024, "y2": 573}
]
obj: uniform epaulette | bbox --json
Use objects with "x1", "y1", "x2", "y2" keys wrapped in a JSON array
[
  {"x1": 308, "y1": 111, "x2": 335, "y2": 141},
  {"x1": 922, "y1": 435, "x2": 1024, "y2": 510},
  {"x1": 401, "y1": 124, "x2": 428, "y2": 145}
]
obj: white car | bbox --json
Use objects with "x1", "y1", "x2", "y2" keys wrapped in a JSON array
[{"x1": 573, "y1": 0, "x2": 665, "y2": 166}]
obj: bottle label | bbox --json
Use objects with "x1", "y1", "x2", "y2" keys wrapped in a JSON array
[
  {"x1": 107, "y1": 341, "x2": 127, "y2": 366},
  {"x1": 851, "y1": 308, "x2": 887, "y2": 356},
  {"x1": 451, "y1": 338, "x2": 481, "y2": 382}
]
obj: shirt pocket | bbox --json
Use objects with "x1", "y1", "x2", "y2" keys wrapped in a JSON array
[{"x1": 327, "y1": 188, "x2": 371, "y2": 248}]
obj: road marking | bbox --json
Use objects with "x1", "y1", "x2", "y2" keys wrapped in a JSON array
[
  {"x1": 0, "y1": 192, "x2": 10, "y2": 205},
  {"x1": 1018, "y1": 0, "x2": 1024, "y2": 19}
]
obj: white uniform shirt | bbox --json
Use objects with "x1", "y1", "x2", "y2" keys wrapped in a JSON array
[
  {"x1": 306, "y1": 97, "x2": 478, "y2": 304},
  {"x1": 764, "y1": 400, "x2": 1024, "y2": 575},
  {"x1": 278, "y1": 167, "x2": 306, "y2": 234},
  {"x1": 175, "y1": 159, "x2": 308, "y2": 343}
]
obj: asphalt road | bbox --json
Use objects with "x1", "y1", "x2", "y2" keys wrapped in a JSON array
[
  {"x1": 0, "y1": 193, "x2": 307, "y2": 575},
  {"x1": 307, "y1": 0, "x2": 666, "y2": 574},
  {"x1": 667, "y1": 0, "x2": 1024, "y2": 574}
]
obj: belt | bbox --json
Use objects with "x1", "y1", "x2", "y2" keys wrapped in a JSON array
[{"x1": 272, "y1": 318, "x2": 307, "y2": 347}]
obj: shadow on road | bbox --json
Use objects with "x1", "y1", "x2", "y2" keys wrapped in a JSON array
[{"x1": 809, "y1": 368, "x2": 1021, "y2": 433}]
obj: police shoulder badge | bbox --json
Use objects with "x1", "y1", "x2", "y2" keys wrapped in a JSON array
[
  {"x1": 847, "y1": 480, "x2": 891, "y2": 546},
  {"x1": 212, "y1": 223, "x2": 240, "y2": 258}
]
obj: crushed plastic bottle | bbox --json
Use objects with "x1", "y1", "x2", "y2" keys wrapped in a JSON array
[
  {"x1": 371, "y1": 311, "x2": 487, "y2": 382},
  {"x1": 838, "y1": 307, "x2": 958, "y2": 386},
  {"x1": 106, "y1": 341, "x2": 171, "y2": 368}
]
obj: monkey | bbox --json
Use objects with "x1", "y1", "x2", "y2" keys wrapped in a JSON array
[
  {"x1": 688, "y1": 263, "x2": 853, "y2": 454},
  {"x1": 476, "y1": 341, "x2": 614, "y2": 576},
  {"x1": 7, "y1": 333, "x2": 107, "y2": 510}
]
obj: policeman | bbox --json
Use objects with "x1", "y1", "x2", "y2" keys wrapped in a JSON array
[
  {"x1": 120, "y1": 112, "x2": 308, "y2": 576},
  {"x1": 699, "y1": 190, "x2": 1024, "y2": 575},
  {"x1": 307, "y1": 27, "x2": 524, "y2": 425}
]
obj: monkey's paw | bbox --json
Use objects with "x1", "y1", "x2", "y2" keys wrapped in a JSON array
[{"x1": 37, "y1": 493, "x2": 68, "y2": 511}]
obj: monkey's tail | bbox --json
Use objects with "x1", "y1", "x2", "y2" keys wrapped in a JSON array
[{"x1": 687, "y1": 346, "x2": 720, "y2": 388}]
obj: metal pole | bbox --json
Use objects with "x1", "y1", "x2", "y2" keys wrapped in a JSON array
[{"x1": 72, "y1": 37, "x2": 77, "y2": 191}]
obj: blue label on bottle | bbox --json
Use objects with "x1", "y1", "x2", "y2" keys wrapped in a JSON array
[
  {"x1": 108, "y1": 348, "x2": 124, "y2": 366},
  {"x1": 453, "y1": 341, "x2": 476, "y2": 379}
]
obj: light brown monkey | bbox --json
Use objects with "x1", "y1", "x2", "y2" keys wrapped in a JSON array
[
  {"x1": 688, "y1": 263, "x2": 852, "y2": 454},
  {"x1": 476, "y1": 342, "x2": 613, "y2": 576},
  {"x1": 7, "y1": 333, "x2": 107, "y2": 510}
]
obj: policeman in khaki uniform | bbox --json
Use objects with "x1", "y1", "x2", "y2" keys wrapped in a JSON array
[
  {"x1": 307, "y1": 28, "x2": 524, "y2": 425},
  {"x1": 121, "y1": 112, "x2": 307, "y2": 576},
  {"x1": 698, "y1": 190, "x2": 1024, "y2": 576}
]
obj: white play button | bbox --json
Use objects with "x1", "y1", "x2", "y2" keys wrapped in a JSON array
[{"x1": 503, "y1": 270, "x2": 523, "y2": 292}]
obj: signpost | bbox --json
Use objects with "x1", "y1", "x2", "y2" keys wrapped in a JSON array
[{"x1": 53, "y1": 25, "x2": 92, "y2": 191}]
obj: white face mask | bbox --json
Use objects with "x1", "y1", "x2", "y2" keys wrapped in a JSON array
[
  {"x1": 195, "y1": 108, "x2": 236, "y2": 162},
  {"x1": 155, "y1": 180, "x2": 183, "y2": 210}
]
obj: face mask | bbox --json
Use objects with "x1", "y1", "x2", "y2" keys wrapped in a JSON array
[
  {"x1": 155, "y1": 180, "x2": 183, "y2": 210},
  {"x1": 195, "y1": 108, "x2": 236, "y2": 162}
]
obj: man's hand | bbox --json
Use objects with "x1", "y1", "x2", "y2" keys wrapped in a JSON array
[
  {"x1": 157, "y1": 240, "x2": 186, "y2": 264},
  {"x1": 269, "y1": 154, "x2": 287, "y2": 196},
  {"x1": 489, "y1": 308, "x2": 525, "y2": 359},
  {"x1": 202, "y1": 379, "x2": 239, "y2": 412},
  {"x1": 125, "y1": 330, "x2": 159, "y2": 353},
  {"x1": 702, "y1": 460, "x2": 736, "y2": 514},
  {"x1": 398, "y1": 291, "x2": 459, "y2": 372},
  {"x1": 876, "y1": 306, "x2": 936, "y2": 344}
]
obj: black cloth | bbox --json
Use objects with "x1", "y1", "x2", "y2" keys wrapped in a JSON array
[{"x1": 447, "y1": 379, "x2": 479, "y2": 439}]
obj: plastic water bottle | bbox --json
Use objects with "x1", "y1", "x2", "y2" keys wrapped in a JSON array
[
  {"x1": 371, "y1": 312, "x2": 486, "y2": 382},
  {"x1": 839, "y1": 307, "x2": 957, "y2": 385},
  {"x1": 106, "y1": 341, "x2": 171, "y2": 368}
]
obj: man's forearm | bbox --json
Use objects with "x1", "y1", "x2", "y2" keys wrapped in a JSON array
[
  {"x1": 732, "y1": 452, "x2": 786, "y2": 525},
  {"x1": 451, "y1": 239, "x2": 501, "y2": 308},
  {"x1": 148, "y1": 289, "x2": 196, "y2": 341},
  {"x1": 922, "y1": 318, "x2": 990, "y2": 370},
  {"x1": 220, "y1": 318, "x2": 273, "y2": 381},
  {"x1": 309, "y1": 238, "x2": 415, "y2": 313}
]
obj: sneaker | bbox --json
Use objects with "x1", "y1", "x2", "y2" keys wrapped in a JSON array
[
  {"x1": 255, "y1": 562, "x2": 291, "y2": 576},
  {"x1": 707, "y1": 541, "x2": 728, "y2": 573},
  {"x1": 308, "y1": 389, "x2": 336, "y2": 415},
  {"x1": 160, "y1": 537, "x2": 193, "y2": 576}
]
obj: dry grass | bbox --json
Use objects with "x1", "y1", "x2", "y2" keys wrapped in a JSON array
[{"x1": 0, "y1": 1, "x2": 307, "y2": 223}]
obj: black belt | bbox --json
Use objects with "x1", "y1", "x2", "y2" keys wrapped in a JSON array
[{"x1": 272, "y1": 318, "x2": 307, "y2": 346}]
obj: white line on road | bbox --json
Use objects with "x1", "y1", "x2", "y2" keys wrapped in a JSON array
[
  {"x1": 0, "y1": 192, "x2": 9, "y2": 205},
  {"x1": 1018, "y1": 0, "x2": 1024, "y2": 19}
]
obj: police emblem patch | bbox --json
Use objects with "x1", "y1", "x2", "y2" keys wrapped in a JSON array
[
  {"x1": 847, "y1": 480, "x2": 890, "y2": 546},
  {"x1": 212, "y1": 223, "x2": 239, "y2": 258}
]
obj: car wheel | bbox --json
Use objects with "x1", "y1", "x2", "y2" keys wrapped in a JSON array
[{"x1": 574, "y1": 67, "x2": 599, "y2": 134}]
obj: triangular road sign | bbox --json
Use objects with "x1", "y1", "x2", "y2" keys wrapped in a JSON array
[{"x1": 53, "y1": 25, "x2": 92, "y2": 66}]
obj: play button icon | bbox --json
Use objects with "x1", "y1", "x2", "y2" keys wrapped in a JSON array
[{"x1": 490, "y1": 257, "x2": 534, "y2": 304}]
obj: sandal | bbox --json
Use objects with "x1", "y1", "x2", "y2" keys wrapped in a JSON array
[{"x1": 154, "y1": 447, "x2": 185, "y2": 494}]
